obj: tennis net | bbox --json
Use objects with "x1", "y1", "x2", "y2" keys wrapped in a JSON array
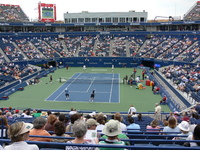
[{"x1": 60, "y1": 77, "x2": 122, "y2": 84}]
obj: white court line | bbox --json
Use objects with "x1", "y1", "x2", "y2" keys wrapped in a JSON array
[
  {"x1": 86, "y1": 77, "x2": 95, "y2": 92},
  {"x1": 118, "y1": 73, "x2": 120, "y2": 103},
  {"x1": 69, "y1": 91, "x2": 110, "y2": 93},
  {"x1": 53, "y1": 73, "x2": 83, "y2": 101},
  {"x1": 109, "y1": 73, "x2": 115, "y2": 103}
]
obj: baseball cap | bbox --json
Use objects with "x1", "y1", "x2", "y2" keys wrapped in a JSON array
[
  {"x1": 102, "y1": 120, "x2": 122, "y2": 136},
  {"x1": 178, "y1": 121, "x2": 189, "y2": 132},
  {"x1": 15, "y1": 110, "x2": 19, "y2": 113},
  {"x1": 86, "y1": 118, "x2": 99, "y2": 126},
  {"x1": 14, "y1": 122, "x2": 33, "y2": 137}
]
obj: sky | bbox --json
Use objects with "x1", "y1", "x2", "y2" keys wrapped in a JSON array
[{"x1": 1, "y1": 0, "x2": 198, "y2": 21}]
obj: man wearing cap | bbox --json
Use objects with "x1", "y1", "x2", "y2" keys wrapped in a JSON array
[
  {"x1": 154, "y1": 103, "x2": 162, "y2": 120},
  {"x1": 13, "y1": 110, "x2": 21, "y2": 118},
  {"x1": 99, "y1": 120, "x2": 125, "y2": 149},
  {"x1": 5, "y1": 122, "x2": 39, "y2": 150},
  {"x1": 86, "y1": 118, "x2": 101, "y2": 139}
]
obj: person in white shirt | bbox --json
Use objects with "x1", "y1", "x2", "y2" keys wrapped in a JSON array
[
  {"x1": 4, "y1": 122, "x2": 39, "y2": 150},
  {"x1": 111, "y1": 64, "x2": 114, "y2": 72},
  {"x1": 154, "y1": 103, "x2": 162, "y2": 120},
  {"x1": 83, "y1": 65, "x2": 87, "y2": 72},
  {"x1": 128, "y1": 105, "x2": 137, "y2": 115}
]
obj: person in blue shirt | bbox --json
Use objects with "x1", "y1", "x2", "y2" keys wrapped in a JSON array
[
  {"x1": 65, "y1": 88, "x2": 69, "y2": 100},
  {"x1": 127, "y1": 117, "x2": 141, "y2": 132}
]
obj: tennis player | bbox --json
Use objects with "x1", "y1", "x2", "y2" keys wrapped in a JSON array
[
  {"x1": 64, "y1": 88, "x2": 69, "y2": 100},
  {"x1": 89, "y1": 89, "x2": 95, "y2": 102},
  {"x1": 111, "y1": 64, "x2": 114, "y2": 72},
  {"x1": 83, "y1": 65, "x2": 87, "y2": 72}
]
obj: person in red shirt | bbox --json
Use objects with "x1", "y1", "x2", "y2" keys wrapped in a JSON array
[
  {"x1": 153, "y1": 86, "x2": 160, "y2": 94},
  {"x1": 160, "y1": 95, "x2": 167, "y2": 104}
]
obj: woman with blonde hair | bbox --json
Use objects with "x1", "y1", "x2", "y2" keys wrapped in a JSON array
[
  {"x1": 146, "y1": 119, "x2": 160, "y2": 132},
  {"x1": 163, "y1": 116, "x2": 180, "y2": 134}
]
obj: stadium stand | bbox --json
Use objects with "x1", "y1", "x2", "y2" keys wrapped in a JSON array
[
  {"x1": 0, "y1": 4, "x2": 29, "y2": 22},
  {"x1": 184, "y1": 1, "x2": 200, "y2": 21}
]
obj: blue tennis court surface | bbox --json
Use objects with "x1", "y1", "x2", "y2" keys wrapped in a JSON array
[{"x1": 45, "y1": 73, "x2": 120, "y2": 103}]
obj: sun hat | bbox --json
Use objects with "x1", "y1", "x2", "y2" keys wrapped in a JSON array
[
  {"x1": 86, "y1": 118, "x2": 99, "y2": 126},
  {"x1": 41, "y1": 111, "x2": 47, "y2": 117},
  {"x1": 178, "y1": 121, "x2": 189, "y2": 132},
  {"x1": 14, "y1": 122, "x2": 33, "y2": 137},
  {"x1": 102, "y1": 120, "x2": 122, "y2": 136}
]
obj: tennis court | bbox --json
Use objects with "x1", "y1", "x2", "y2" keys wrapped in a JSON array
[{"x1": 45, "y1": 73, "x2": 120, "y2": 103}]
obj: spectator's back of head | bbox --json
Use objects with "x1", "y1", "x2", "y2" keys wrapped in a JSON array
[
  {"x1": 70, "y1": 114, "x2": 80, "y2": 124},
  {"x1": 168, "y1": 116, "x2": 177, "y2": 129},
  {"x1": 128, "y1": 117, "x2": 134, "y2": 124},
  {"x1": 59, "y1": 114, "x2": 66, "y2": 122},
  {"x1": 114, "y1": 112, "x2": 122, "y2": 122},
  {"x1": 54, "y1": 121, "x2": 66, "y2": 136},
  {"x1": 193, "y1": 124, "x2": 200, "y2": 146},
  {"x1": 73, "y1": 119, "x2": 87, "y2": 138},
  {"x1": 33, "y1": 117, "x2": 47, "y2": 129}
]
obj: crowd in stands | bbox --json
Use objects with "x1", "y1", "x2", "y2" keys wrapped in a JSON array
[
  {"x1": 112, "y1": 37, "x2": 127, "y2": 57},
  {"x1": 184, "y1": 2, "x2": 200, "y2": 21},
  {"x1": 0, "y1": 106, "x2": 200, "y2": 149},
  {"x1": 0, "y1": 63, "x2": 37, "y2": 87},
  {"x1": 0, "y1": 35, "x2": 199, "y2": 63},
  {"x1": 129, "y1": 36, "x2": 144, "y2": 56},
  {"x1": 0, "y1": 4, "x2": 29, "y2": 22},
  {"x1": 64, "y1": 36, "x2": 82, "y2": 57},
  {"x1": 15, "y1": 38, "x2": 44, "y2": 60},
  {"x1": 161, "y1": 64, "x2": 200, "y2": 102},
  {"x1": 79, "y1": 36, "x2": 96, "y2": 57}
]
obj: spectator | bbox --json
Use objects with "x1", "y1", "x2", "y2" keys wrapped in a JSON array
[
  {"x1": 160, "y1": 95, "x2": 167, "y2": 104},
  {"x1": 12, "y1": 109, "x2": 21, "y2": 118},
  {"x1": 114, "y1": 112, "x2": 127, "y2": 132},
  {"x1": 5, "y1": 122, "x2": 39, "y2": 150},
  {"x1": 127, "y1": 117, "x2": 140, "y2": 132},
  {"x1": 32, "y1": 110, "x2": 41, "y2": 118},
  {"x1": 29, "y1": 117, "x2": 51, "y2": 142},
  {"x1": 96, "y1": 114, "x2": 106, "y2": 133},
  {"x1": 173, "y1": 121, "x2": 192, "y2": 140},
  {"x1": 45, "y1": 114, "x2": 57, "y2": 134},
  {"x1": 66, "y1": 113, "x2": 80, "y2": 133},
  {"x1": 163, "y1": 116, "x2": 180, "y2": 135},
  {"x1": 146, "y1": 119, "x2": 160, "y2": 132},
  {"x1": 52, "y1": 121, "x2": 71, "y2": 143},
  {"x1": 128, "y1": 105, "x2": 137, "y2": 115},
  {"x1": 24, "y1": 111, "x2": 33, "y2": 118},
  {"x1": 69, "y1": 108, "x2": 77, "y2": 115},
  {"x1": 85, "y1": 118, "x2": 101, "y2": 142},
  {"x1": 99, "y1": 119, "x2": 126, "y2": 149},
  {"x1": 0, "y1": 116, "x2": 10, "y2": 138},
  {"x1": 185, "y1": 124, "x2": 200, "y2": 147},
  {"x1": 65, "y1": 119, "x2": 98, "y2": 150}
]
